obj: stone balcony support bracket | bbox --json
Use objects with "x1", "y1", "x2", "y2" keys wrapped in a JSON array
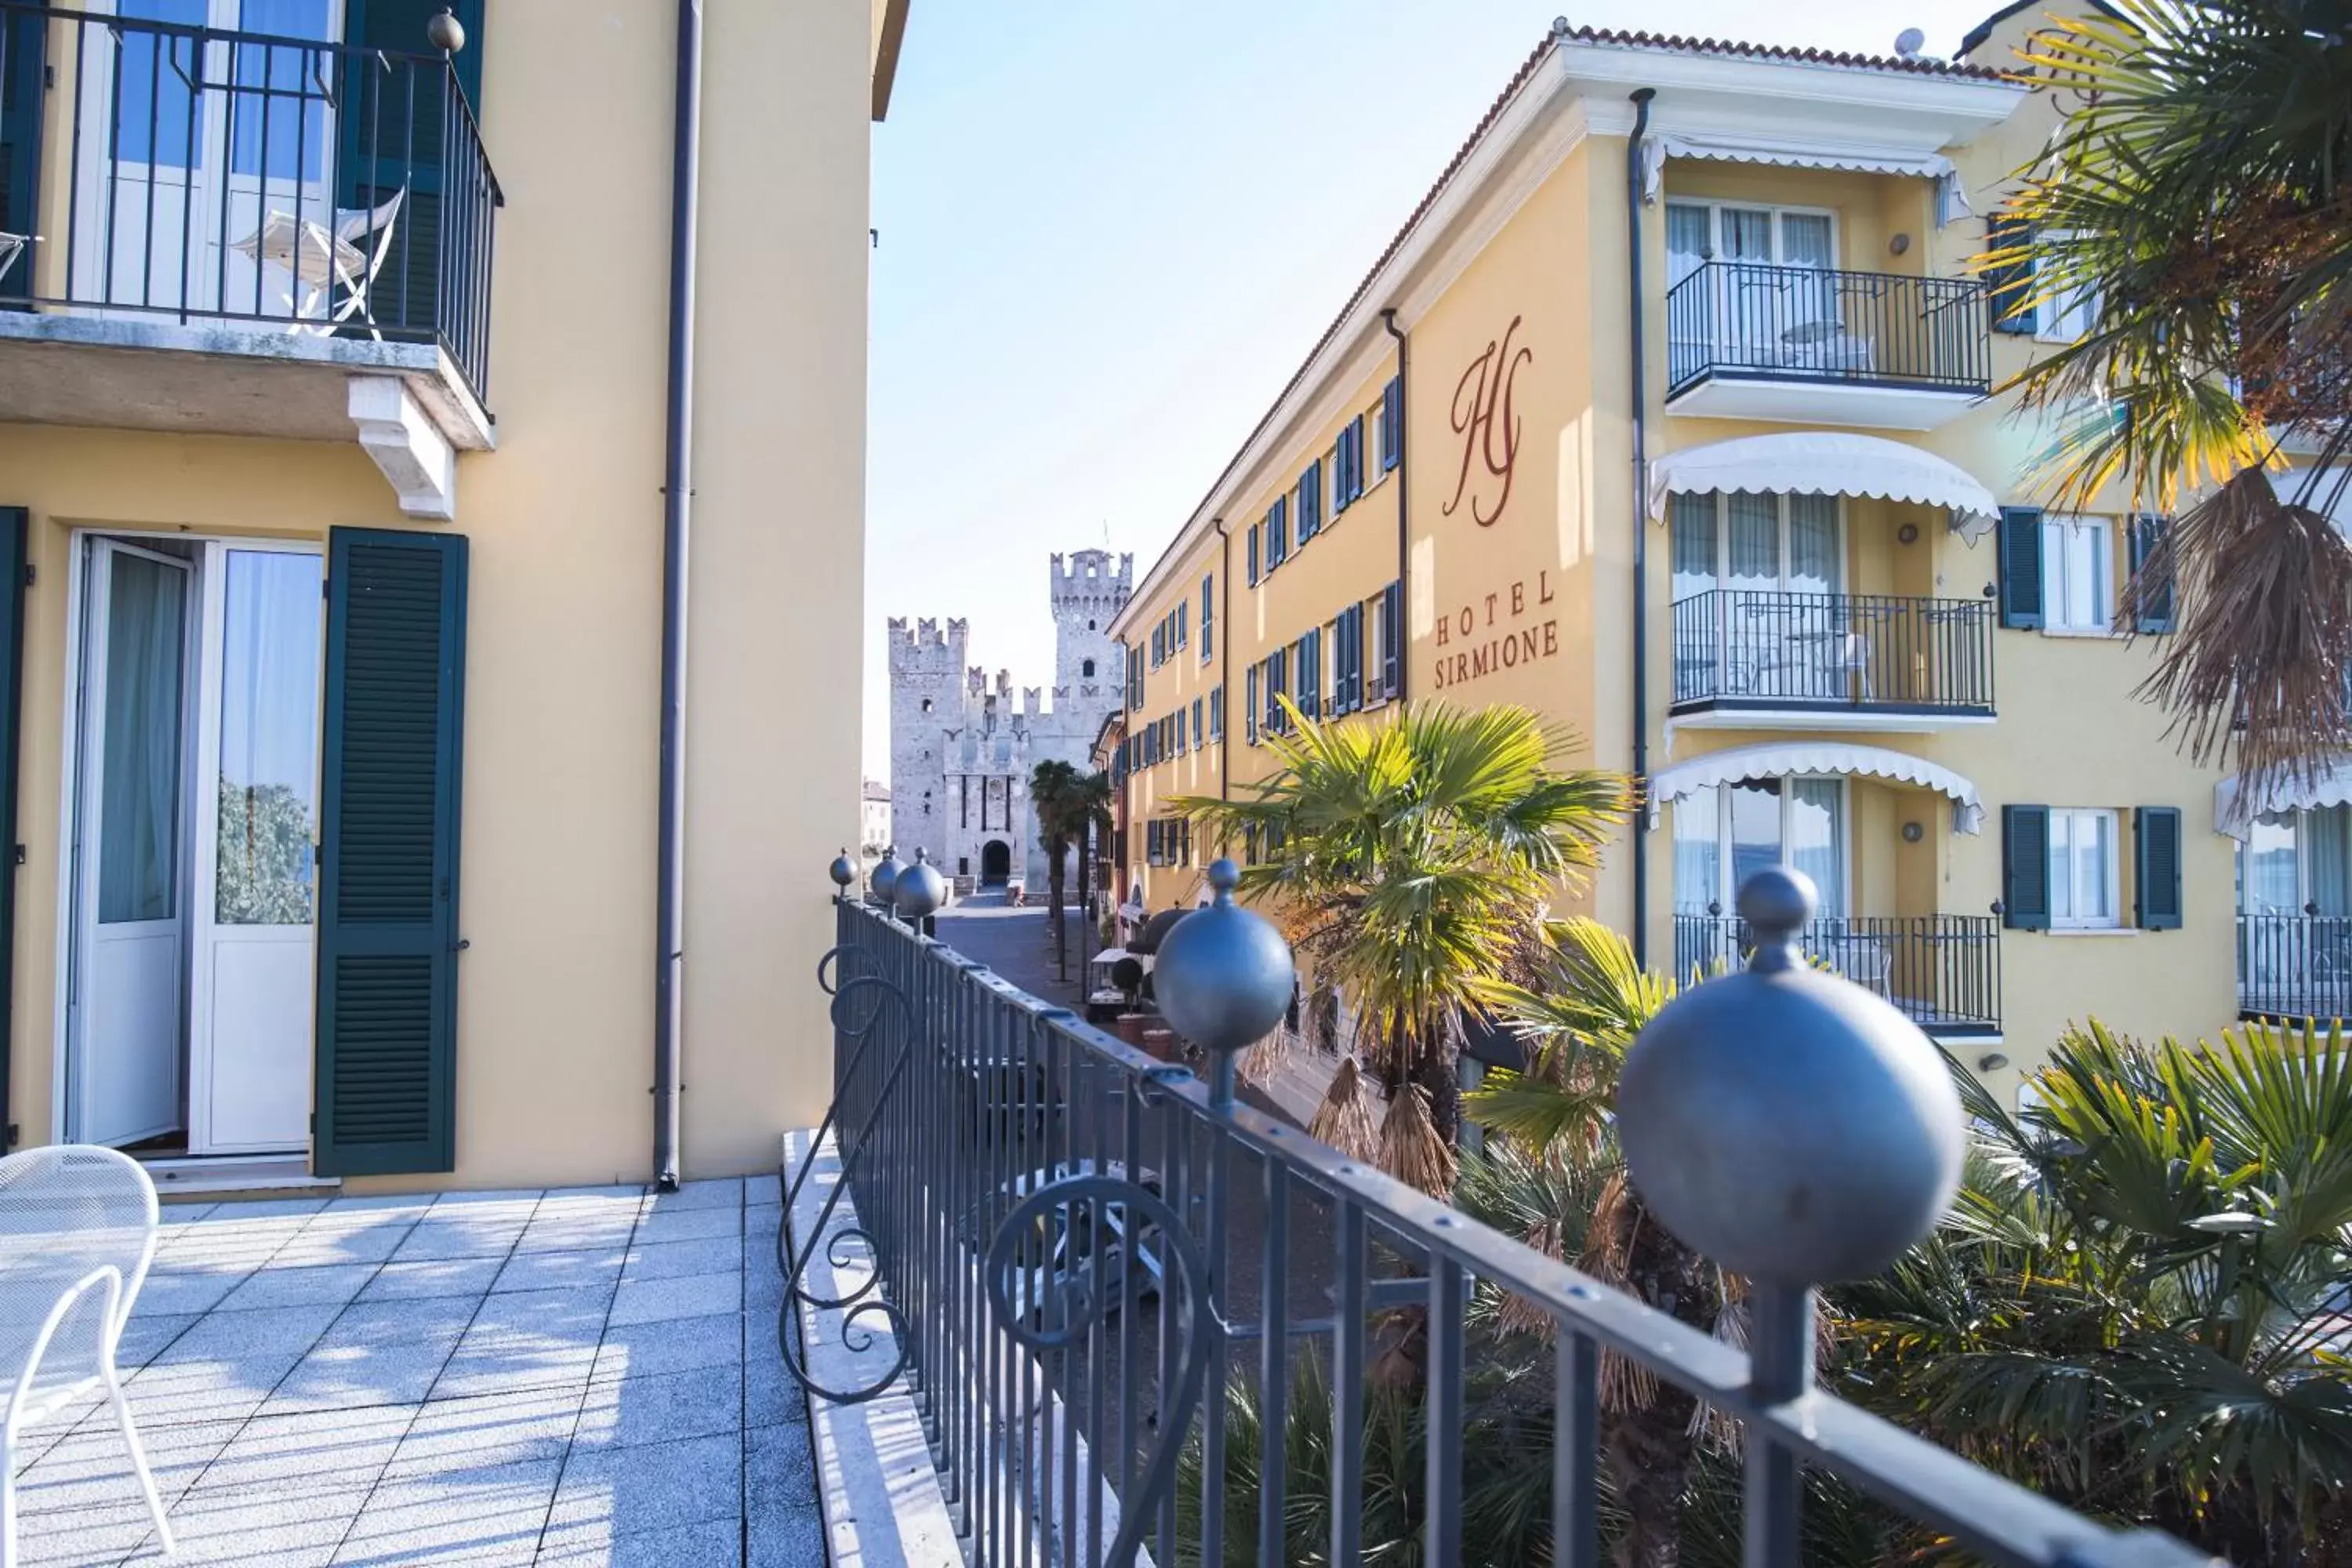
[{"x1": 349, "y1": 373, "x2": 457, "y2": 522}]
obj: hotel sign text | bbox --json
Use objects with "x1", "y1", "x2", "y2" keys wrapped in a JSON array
[{"x1": 1432, "y1": 570, "x2": 1559, "y2": 691}]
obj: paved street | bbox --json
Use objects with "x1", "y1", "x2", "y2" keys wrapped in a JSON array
[
  {"x1": 933, "y1": 891, "x2": 1093, "y2": 1008},
  {"x1": 13, "y1": 1180, "x2": 818, "y2": 1567}
]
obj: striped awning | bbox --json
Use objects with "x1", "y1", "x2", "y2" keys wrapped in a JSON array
[{"x1": 1647, "y1": 740, "x2": 1986, "y2": 834}]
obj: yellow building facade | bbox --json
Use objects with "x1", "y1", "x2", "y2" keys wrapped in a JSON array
[
  {"x1": 0, "y1": 1, "x2": 902, "y2": 1192},
  {"x1": 1110, "y1": 11, "x2": 2278, "y2": 1099}
]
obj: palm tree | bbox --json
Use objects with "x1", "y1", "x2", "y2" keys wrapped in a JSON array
[
  {"x1": 1063, "y1": 767, "x2": 1114, "y2": 956},
  {"x1": 1465, "y1": 917, "x2": 1739, "y2": 1568},
  {"x1": 1171, "y1": 699, "x2": 1631, "y2": 1192},
  {"x1": 1841, "y1": 1020, "x2": 2352, "y2": 1563},
  {"x1": 1029, "y1": 758, "x2": 1083, "y2": 975},
  {"x1": 1993, "y1": 0, "x2": 2352, "y2": 796}
]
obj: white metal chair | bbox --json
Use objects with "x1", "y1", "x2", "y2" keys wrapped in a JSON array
[
  {"x1": 0, "y1": 1147, "x2": 176, "y2": 1565},
  {"x1": 228, "y1": 187, "x2": 406, "y2": 339}
]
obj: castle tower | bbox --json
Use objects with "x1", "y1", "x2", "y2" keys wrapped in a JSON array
[
  {"x1": 1050, "y1": 550, "x2": 1132, "y2": 705},
  {"x1": 886, "y1": 616, "x2": 967, "y2": 866}
]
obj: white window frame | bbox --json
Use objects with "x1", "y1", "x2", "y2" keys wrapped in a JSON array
[
  {"x1": 1669, "y1": 492, "x2": 1848, "y2": 599},
  {"x1": 1663, "y1": 199, "x2": 1842, "y2": 277},
  {"x1": 2035, "y1": 230, "x2": 2099, "y2": 343},
  {"x1": 2041, "y1": 514, "x2": 2114, "y2": 634},
  {"x1": 1675, "y1": 774, "x2": 1851, "y2": 916},
  {"x1": 2047, "y1": 807, "x2": 2122, "y2": 930}
]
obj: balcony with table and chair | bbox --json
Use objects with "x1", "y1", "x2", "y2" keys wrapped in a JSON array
[
  {"x1": 1662, "y1": 481, "x2": 1999, "y2": 733},
  {"x1": 0, "y1": 1, "x2": 499, "y2": 519}
]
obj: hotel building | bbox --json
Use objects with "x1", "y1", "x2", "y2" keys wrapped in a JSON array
[{"x1": 1106, "y1": 8, "x2": 2323, "y2": 1098}]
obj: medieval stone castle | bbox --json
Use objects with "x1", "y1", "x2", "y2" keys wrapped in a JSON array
[{"x1": 887, "y1": 550, "x2": 1131, "y2": 890}]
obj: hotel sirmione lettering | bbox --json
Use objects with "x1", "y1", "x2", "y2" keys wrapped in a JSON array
[{"x1": 1431, "y1": 571, "x2": 1559, "y2": 691}]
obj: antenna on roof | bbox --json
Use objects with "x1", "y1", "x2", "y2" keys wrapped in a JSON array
[{"x1": 1893, "y1": 26, "x2": 1928, "y2": 59}]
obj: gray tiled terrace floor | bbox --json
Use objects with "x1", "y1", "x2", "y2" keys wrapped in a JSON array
[{"x1": 13, "y1": 1179, "x2": 822, "y2": 1567}]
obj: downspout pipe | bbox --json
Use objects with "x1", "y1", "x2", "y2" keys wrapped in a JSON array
[
  {"x1": 653, "y1": 0, "x2": 703, "y2": 1191},
  {"x1": 1626, "y1": 87, "x2": 1655, "y2": 968},
  {"x1": 1381, "y1": 308, "x2": 1409, "y2": 702},
  {"x1": 1213, "y1": 519, "x2": 1231, "y2": 802}
]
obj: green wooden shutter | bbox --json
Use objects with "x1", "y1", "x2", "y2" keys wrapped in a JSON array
[
  {"x1": 0, "y1": 6, "x2": 43, "y2": 305},
  {"x1": 2134, "y1": 806, "x2": 2183, "y2": 930},
  {"x1": 2001, "y1": 804, "x2": 2051, "y2": 931},
  {"x1": 0, "y1": 510, "x2": 25, "y2": 1146},
  {"x1": 2129, "y1": 514, "x2": 2176, "y2": 633},
  {"x1": 1998, "y1": 507, "x2": 2045, "y2": 630},
  {"x1": 1987, "y1": 214, "x2": 2034, "y2": 335},
  {"x1": 315, "y1": 528, "x2": 468, "y2": 1177}
]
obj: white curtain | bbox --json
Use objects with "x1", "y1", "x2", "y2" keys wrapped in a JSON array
[
  {"x1": 1726, "y1": 492, "x2": 1780, "y2": 590},
  {"x1": 1669, "y1": 493, "x2": 1717, "y2": 600},
  {"x1": 99, "y1": 554, "x2": 187, "y2": 925},
  {"x1": 1787, "y1": 494, "x2": 1838, "y2": 593},
  {"x1": 1788, "y1": 779, "x2": 1844, "y2": 915},
  {"x1": 1672, "y1": 784, "x2": 1721, "y2": 912},
  {"x1": 2311, "y1": 806, "x2": 2352, "y2": 915}
]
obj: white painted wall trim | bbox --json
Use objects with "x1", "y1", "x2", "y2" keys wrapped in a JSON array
[{"x1": 348, "y1": 374, "x2": 457, "y2": 521}]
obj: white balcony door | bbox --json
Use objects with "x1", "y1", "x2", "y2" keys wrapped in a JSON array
[
  {"x1": 189, "y1": 546, "x2": 323, "y2": 1154},
  {"x1": 1666, "y1": 201, "x2": 1838, "y2": 366},
  {"x1": 71, "y1": 541, "x2": 194, "y2": 1149},
  {"x1": 1671, "y1": 777, "x2": 1848, "y2": 916},
  {"x1": 1670, "y1": 492, "x2": 1843, "y2": 697},
  {"x1": 67, "y1": 538, "x2": 323, "y2": 1156},
  {"x1": 71, "y1": 0, "x2": 343, "y2": 323}
]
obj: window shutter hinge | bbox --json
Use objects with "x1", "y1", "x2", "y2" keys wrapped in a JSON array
[
  {"x1": 11, "y1": 844, "x2": 22, "y2": 866},
  {"x1": 20, "y1": 564, "x2": 31, "y2": 588}
]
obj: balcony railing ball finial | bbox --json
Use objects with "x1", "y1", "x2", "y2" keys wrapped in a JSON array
[
  {"x1": 867, "y1": 846, "x2": 904, "y2": 909},
  {"x1": 1152, "y1": 858, "x2": 1294, "y2": 1111},
  {"x1": 1617, "y1": 864, "x2": 1965, "y2": 1287},
  {"x1": 426, "y1": 5, "x2": 466, "y2": 55},
  {"x1": 829, "y1": 849, "x2": 858, "y2": 894},
  {"x1": 893, "y1": 848, "x2": 947, "y2": 931}
]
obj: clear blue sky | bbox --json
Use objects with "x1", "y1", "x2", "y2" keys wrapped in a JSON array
[{"x1": 865, "y1": 0, "x2": 2003, "y2": 779}]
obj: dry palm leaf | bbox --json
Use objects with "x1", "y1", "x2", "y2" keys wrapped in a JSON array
[
  {"x1": 1581, "y1": 1171, "x2": 1660, "y2": 1414},
  {"x1": 1238, "y1": 1022, "x2": 1294, "y2": 1093},
  {"x1": 1306, "y1": 1054, "x2": 1379, "y2": 1164},
  {"x1": 1377, "y1": 1082, "x2": 1456, "y2": 1198}
]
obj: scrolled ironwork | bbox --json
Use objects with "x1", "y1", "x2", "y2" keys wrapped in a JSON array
[
  {"x1": 983, "y1": 1171, "x2": 1214, "y2": 1568},
  {"x1": 771, "y1": 971, "x2": 920, "y2": 1404}
]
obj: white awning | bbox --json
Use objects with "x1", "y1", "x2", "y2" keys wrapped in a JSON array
[
  {"x1": 1647, "y1": 741, "x2": 1986, "y2": 834},
  {"x1": 1647, "y1": 433, "x2": 2002, "y2": 541},
  {"x1": 1640, "y1": 136, "x2": 1972, "y2": 225},
  {"x1": 2215, "y1": 758, "x2": 2352, "y2": 839}
]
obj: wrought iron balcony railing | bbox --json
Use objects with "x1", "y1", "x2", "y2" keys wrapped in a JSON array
[
  {"x1": 775, "y1": 888, "x2": 2205, "y2": 1567},
  {"x1": 1674, "y1": 911, "x2": 2002, "y2": 1033},
  {"x1": 1665, "y1": 261, "x2": 1989, "y2": 401},
  {"x1": 2237, "y1": 912, "x2": 2352, "y2": 1023},
  {"x1": 1671, "y1": 589, "x2": 1996, "y2": 717},
  {"x1": 0, "y1": 3, "x2": 501, "y2": 403}
]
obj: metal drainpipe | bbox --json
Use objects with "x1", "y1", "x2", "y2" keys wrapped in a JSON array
[
  {"x1": 1213, "y1": 519, "x2": 1230, "y2": 802},
  {"x1": 1626, "y1": 87, "x2": 1655, "y2": 968},
  {"x1": 652, "y1": 0, "x2": 703, "y2": 1192},
  {"x1": 1381, "y1": 308, "x2": 1409, "y2": 702}
]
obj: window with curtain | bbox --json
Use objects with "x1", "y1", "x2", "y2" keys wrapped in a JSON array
[
  {"x1": 1672, "y1": 775, "x2": 1846, "y2": 917},
  {"x1": 1670, "y1": 492, "x2": 1842, "y2": 597}
]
